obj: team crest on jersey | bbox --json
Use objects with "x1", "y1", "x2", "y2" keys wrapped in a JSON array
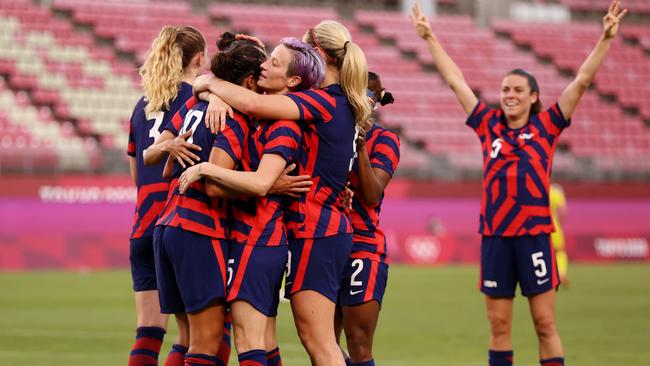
[{"x1": 518, "y1": 132, "x2": 535, "y2": 140}]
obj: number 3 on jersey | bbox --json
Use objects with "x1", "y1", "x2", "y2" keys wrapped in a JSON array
[
  {"x1": 146, "y1": 111, "x2": 165, "y2": 142},
  {"x1": 179, "y1": 110, "x2": 205, "y2": 144}
]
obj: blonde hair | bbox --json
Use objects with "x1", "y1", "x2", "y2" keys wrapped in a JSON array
[
  {"x1": 139, "y1": 25, "x2": 205, "y2": 115},
  {"x1": 305, "y1": 21, "x2": 371, "y2": 131}
]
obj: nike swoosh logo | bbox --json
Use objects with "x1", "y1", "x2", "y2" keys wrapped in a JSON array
[
  {"x1": 537, "y1": 278, "x2": 550, "y2": 285},
  {"x1": 349, "y1": 290, "x2": 363, "y2": 295},
  {"x1": 285, "y1": 282, "x2": 292, "y2": 286}
]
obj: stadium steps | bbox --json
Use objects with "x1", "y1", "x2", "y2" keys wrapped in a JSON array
[
  {"x1": 0, "y1": 0, "x2": 140, "y2": 159},
  {"x1": 0, "y1": 77, "x2": 99, "y2": 173}
]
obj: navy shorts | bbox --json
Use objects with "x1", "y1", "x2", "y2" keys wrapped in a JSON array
[
  {"x1": 227, "y1": 243, "x2": 288, "y2": 317},
  {"x1": 285, "y1": 233, "x2": 353, "y2": 303},
  {"x1": 480, "y1": 234, "x2": 560, "y2": 297},
  {"x1": 338, "y1": 255, "x2": 388, "y2": 307},
  {"x1": 153, "y1": 225, "x2": 229, "y2": 314},
  {"x1": 130, "y1": 235, "x2": 157, "y2": 292}
]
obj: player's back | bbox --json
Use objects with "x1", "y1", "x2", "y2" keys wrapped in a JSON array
[
  {"x1": 127, "y1": 82, "x2": 194, "y2": 239},
  {"x1": 285, "y1": 84, "x2": 357, "y2": 239}
]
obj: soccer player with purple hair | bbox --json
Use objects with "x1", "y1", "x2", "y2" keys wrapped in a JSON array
[{"x1": 178, "y1": 37, "x2": 325, "y2": 366}]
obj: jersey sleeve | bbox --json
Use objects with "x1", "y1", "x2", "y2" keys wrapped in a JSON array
[
  {"x1": 465, "y1": 100, "x2": 494, "y2": 135},
  {"x1": 286, "y1": 89, "x2": 337, "y2": 124},
  {"x1": 369, "y1": 129, "x2": 400, "y2": 176},
  {"x1": 539, "y1": 102, "x2": 571, "y2": 135},
  {"x1": 127, "y1": 116, "x2": 136, "y2": 157},
  {"x1": 165, "y1": 96, "x2": 198, "y2": 136},
  {"x1": 263, "y1": 120, "x2": 302, "y2": 164},
  {"x1": 213, "y1": 114, "x2": 248, "y2": 165}
]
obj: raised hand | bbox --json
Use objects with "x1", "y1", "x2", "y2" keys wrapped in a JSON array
[
  {"x1": 410, "y1": 1, "x2": 434, "y2": 41},
  {"x1": 603, "y1": 0, "x2": 628, "y2": 39}
]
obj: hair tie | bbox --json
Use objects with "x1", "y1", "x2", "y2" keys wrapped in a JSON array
[
  {"x1": 343, "y1": 41, "x2": 350, "y2": 51},
  {"x1": 310, "y1": 28, "x2": 336, "y2": 64}
]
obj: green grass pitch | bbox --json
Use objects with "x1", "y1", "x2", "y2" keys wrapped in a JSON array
[{"x1": 1, "y1": 264, "x2": 648, "y2": 365}]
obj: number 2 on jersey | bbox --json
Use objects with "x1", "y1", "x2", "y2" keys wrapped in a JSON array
[{"x1": 350, "y1": 258, "x2": 364, "y2": 286}]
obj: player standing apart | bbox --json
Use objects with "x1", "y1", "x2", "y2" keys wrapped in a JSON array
[
  {"x1": 126, "y1": 25, "x2": 206, "y2": 366},
  {"x1": 411, "y1": 1, "x2": 626, "y2": 365}
]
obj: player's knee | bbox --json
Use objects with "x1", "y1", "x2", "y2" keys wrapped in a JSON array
[
  {"x1": 487, "y1": 313, "x2": 511, "y2": 337},
  {"x1": 532, "y1": 316, "x2": 557, "y2": 339},
  {"x1": 345, "y1": 328, "x2": 372, "y2": 359},
  {"x1": 191, "y1": 327, "x2": 223, "y2": 354},
  {"x1": 233, "y1": 324, "x2": 265, "y2": 352}
]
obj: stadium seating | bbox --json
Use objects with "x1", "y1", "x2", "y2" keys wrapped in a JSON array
[
  {"x1": 0, "y1": 0, "x2": 647, "y2": 176},
  {"x1": 0, "y1": 77, "x2": 99, "y2": 172},
  {"x1": 561, "y1": 0, "x2": 650, "y2": 15},
  {"x1": 0, "y1": 0, "x2": 140, "y2": 160}
]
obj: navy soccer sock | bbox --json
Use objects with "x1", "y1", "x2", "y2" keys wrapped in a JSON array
[
  {"x1": 164, "y1": 344, "x2": 188, "y2": 366},
  {"x1": 128, "y1": 326, "x2": 166, "y2": 366},
  {"x1": 489, "y1": 350, "x2": 514, "y2": 366},
  {"x1": 238, "y1": 349, "x2": 267, "y2": 366},
  {"x1": 540, "y1": 357, "x2": 564, "y2": 366},
  {"x1": 265, "y1": 347, "x2": 282, "y2": 366},
  {"x1": 184, "y1": 353, "x2": 222, "y2": 366}
]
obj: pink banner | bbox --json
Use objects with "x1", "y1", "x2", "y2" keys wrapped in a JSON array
[{"x1": 1, "y1": 196, "x2": 648, "y2": 270}]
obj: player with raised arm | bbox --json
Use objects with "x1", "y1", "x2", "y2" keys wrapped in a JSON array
[{"x1": 411, "y1": 1, "x2": 626, "y2": 365}]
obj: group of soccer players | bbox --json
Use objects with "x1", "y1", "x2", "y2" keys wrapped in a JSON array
[
  {"x1": 127, "y1": 18, "x2": 399, "y2": 366},
  {"x1": 126, "y1": 0, "x2": 626, "y2": 365}
]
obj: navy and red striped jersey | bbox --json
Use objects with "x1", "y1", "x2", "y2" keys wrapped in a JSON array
[
  {"x1": 284, "y1": 84, "x2": 357, "y2": 239},
  {"x1": 228, "y1": 120, "x2": 302, "y2": 247},
  {"x1": 126, "y1": 82, "x2": 193, "y2": 239},
  {"x1": 348, "y1": 124, "x2": 400, "y2": 262},
  {"x1": 467, "y1": 101, "x2": 571, "y2": 237},
  {"x1": 157, "y1": 100, "x2": 250, "y2": 239}
]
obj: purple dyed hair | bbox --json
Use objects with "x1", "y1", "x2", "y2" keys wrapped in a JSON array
[{"x1": 280, "y1": 37, "x2": 325, "y2": 91}]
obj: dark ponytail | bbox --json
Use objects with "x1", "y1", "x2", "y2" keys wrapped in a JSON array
[
  {"x1": 507, "y1": 68, "x2": 542, "y2": 114},
  {"x1": 211, "y1": 32, "x2": 267, "y2": 86}
]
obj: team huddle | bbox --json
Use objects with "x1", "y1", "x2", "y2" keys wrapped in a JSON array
[{"x1": 125, "y1": 2, "x2": 627, "y2": 366}]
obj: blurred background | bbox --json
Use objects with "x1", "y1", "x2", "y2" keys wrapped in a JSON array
[{"x1": 0, "y1": 0, "x2": 648, "y2": 365}]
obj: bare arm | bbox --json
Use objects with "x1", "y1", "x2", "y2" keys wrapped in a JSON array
[
  {"x1": 355, "y1": 137, "x2": 392, "y2": 205},
  {"x1": 410, "y1": 2, "x2": 478, "y2": 115},
  {"x1": 128, "y1": 156, "x2": 137, "y2": 185},
  {"x1": 162, "y1": 155, "x2": 174, "y2": 180},
  {"x1": 204, "y1": 147, "x2": 246, "y2": 199},
  {"x1": 194, "y1": 76, "x2": 301, "y2": 120},
  {"x1": 558, "y1": 0, "x2": 627, "y2": 120},
  {"x1": 180, "y1": 154, "x2": 288, "y2": 197}
]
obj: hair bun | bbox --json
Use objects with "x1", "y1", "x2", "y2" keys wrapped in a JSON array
[{"x1": 217, "y1": 32, "x2": 237, "y2": 51}]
